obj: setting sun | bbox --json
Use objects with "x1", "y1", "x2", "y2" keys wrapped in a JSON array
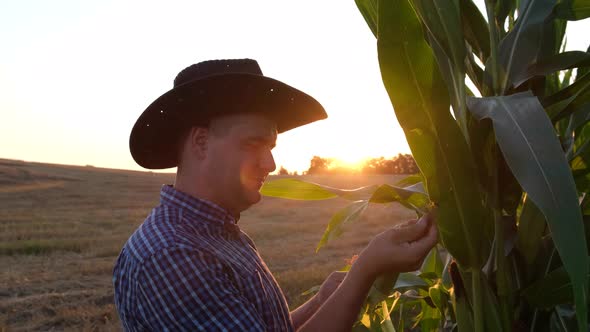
[
  {"x1": 331, "y1": 157, "x2": 368, "y2": 171},
  {"x1": 271, "y1": 103, "x2": 411, "y2": 174}
]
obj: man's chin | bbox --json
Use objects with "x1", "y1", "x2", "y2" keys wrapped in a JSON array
[
  {"x1": 239, "y1": 179, "x2": 264, "y2": 207},
  {"x1": 247, "y1": 190, "x2": 262, "y2": 205}
]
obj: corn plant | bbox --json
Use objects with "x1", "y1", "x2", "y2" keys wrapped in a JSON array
[{"x1": 263, "y1": 0, "x2": 589, "y2": 330}]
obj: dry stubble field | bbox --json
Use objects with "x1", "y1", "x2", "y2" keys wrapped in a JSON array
[{"x1": 0, "y1": 158, "x2": 415, "y2": 331}]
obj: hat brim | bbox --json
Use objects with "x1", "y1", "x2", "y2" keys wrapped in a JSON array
[{"x1": 129, "y1": 73, "x2": 327, "y2": 169}]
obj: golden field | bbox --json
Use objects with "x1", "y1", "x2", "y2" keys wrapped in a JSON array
[{"x1": 0, "y1": 159, "x2": 415, "y2": 331}]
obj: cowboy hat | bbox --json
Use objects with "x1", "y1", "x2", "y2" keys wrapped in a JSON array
[{"x1": 129, "y1": 58, "x2": 327, "y2": 169}]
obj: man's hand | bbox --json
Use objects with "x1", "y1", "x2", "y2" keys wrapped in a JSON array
[
  {"x1": 297, "y1": 213, "x2": 438, "y2": 332},
  {"x1": 354, "y1": 213, "x2": 438, "y2": 281}
]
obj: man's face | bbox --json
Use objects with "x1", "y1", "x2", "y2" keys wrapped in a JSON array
[{"x1": 203, "y1": 113, "x2": 277, "y2": 213}]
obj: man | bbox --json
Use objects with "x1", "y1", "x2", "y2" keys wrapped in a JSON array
[{"x1": 113, "y1": 59, "x2": 438, "y2": 331}]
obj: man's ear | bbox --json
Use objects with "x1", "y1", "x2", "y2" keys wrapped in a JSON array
[{"x1": 188, "y1": 127, "x2": 210, "y2": 159}]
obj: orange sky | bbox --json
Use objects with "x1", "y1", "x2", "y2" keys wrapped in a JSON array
[{"x1": 1, "y1": 1, "x2": 587, "y2": 173}]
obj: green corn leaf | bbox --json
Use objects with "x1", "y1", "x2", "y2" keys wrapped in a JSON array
[
  {"x1": 450, "y1": 262, "x2": 474, "y2": 331},
  {"x1": 368, "y1": 183, "x2": 429, "y2": 214},
  {"x1": 380, "y1": 300, "x2": 395, "y2": 332},
  {"x1": 370, "y1": 182, "x2": 427, "y2": 200},
  {"x1": 571, "y1": 128, "x2": 590, "y2": 193},
  {"x1": 368, "y1": 274, "x2": 406, "y2": 311},
  {"x1": 575, "y1": 121, "x2": 590, "y2": 152},
  {"x1": 579, "y1": 46, "x2": 590, "y2": 78},
  {"x1": 516, "y1": 195, "x2": 547, "y2": 266},
  {"x1": 421, "y1": 246, "x2": 444, "y2": 277},
  {"x1": 453, "y1": 291, "x2": 474, "y2": 332},
  {"x1": 479, "y1": 272, "x2": 504, "y2": 332},
  {"x1": 428, "y1": 283, "x2": 448, "y2": 317},
  {"x1": 545, "y1": 72, "x2": 590, "y2": 122},
  {"x1": 467, "y1": 92, "x2": 588, "y2": 330},
  {"x1": 394, "y1": 173, "x2": 424, "y2": 187},
  {"x1": 465, "y1": 48, "x2": 485, "y2": 93},
  {"x1": 368, "y1": 272, "x2": 401, "y2": 306},
  {"x1": 419, "y1": 300, "x2": 442, "y2": 331},
  {"x1": 514, "y1": 50, "x2": 590, "y2": 87},
  {"x1": 386, "y1": 296, "x2": 401, "y2": 320},
  {"x1": 411, "y1": 0, "x2": 466, "y2": 70},
  {"x1": 376, "y1": 0, "x2": 490, "y2": 269},
  {"x1": 461, "y1": 269, "x2": 503, "y2": 331},
  {"x1": 316, "y1": 200, "x2": 369, "y2": 252},
  {"x1": 523, "y1": 257, "x2": 590, "y2": 308},
  {"x1": 549, "y1": 310, "x2": 572, "y2": 332},
  {"x1": 352, "y1": 324, "x2": 372, "y2": 332},
  {"x1": 322, "y1": 184, "x2": 380, "y2": 201},
  {"x1": 261, "y1": 178, "x2": 379, "y2": 201},
  {"x1": 261, "y1": 178, "x2": 337, "y2": 200},
  {"x1": 368, "y1": 313, "x2": 383, "y2": 332},
  {"x1": 441, "y1": 254, "x2": 453, "y2": 289},
  {"x1": 566, "y1": 102, "x2": 590, "y2": 141},
  {"x1": 555, "y1": 0, "x2": 590, "y2": 20},
  {"x1": 459, "y1": 0, "x2": 491, "y2": 61},
  {"x1": 561, "y1": 68, "x2": 574, "y2": 89},
  {"x1": 426, "y1": 30, "x2": 462, "y2": 121},
  {"x1": 355, "y1": 0, "x2": 378, "y2": 37},
  {"x1": 496, "y1": 0, "x2": 557, "y2": 92},
  {"x1": 394, "y1": 272, "x2": 430, "y2": 291},
  {"x1": 418, "y1": 271, "x2": 440, "y2": 281},
  {"x1": 411, "y1": 0, "x2": 469, "y2": 139},
  {"x1": 563, "y1": 103, "x2": 589, "y2": 161},
  {"x1": 262, "y1": 176, "x2": 428, "y2": 213},
  {"x1": 583, "y1": 196, "x2": 590, "y2": 215},
  {"x1": 368, "y1": 273, "x2": 429, "y2": 320},
  {"x1": 495, "y1": 0, "x2": 517, "y2": 29}
]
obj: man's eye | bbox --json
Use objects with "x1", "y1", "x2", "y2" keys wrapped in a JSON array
[
  {"x1": 243, "y1": 140, "x2": 274, "y2": 151},
  {"x1": 244, "y1": 142, "x2": 261, "y2": 149}
]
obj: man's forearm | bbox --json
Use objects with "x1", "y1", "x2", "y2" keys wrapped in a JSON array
[
  {"x1": 290, "y1": 294, "x2": 320, "y2": 330},
  {"x1": 297, "y1": 264, "x2": 375, "y2": 332}
]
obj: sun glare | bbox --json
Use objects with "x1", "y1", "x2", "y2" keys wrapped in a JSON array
[{"x1": 330, "y1": 156, "x2": 368, "y2": 171}]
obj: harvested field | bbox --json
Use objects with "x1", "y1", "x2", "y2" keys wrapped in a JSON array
[{"x1": 0, "y1": 159, "x2": 415, "y2": 330}]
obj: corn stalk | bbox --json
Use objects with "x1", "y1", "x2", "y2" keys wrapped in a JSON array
[
  {"x1": 262, "y1": 0, "x2": 590, "y2": 330},
  {"x1": 352, "y1": 0, "x2": 590, "y2": 330}
]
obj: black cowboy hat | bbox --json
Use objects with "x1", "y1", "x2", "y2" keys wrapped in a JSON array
[{"x1": 129, "y1": 59, "x2": 327, "y2": 169}]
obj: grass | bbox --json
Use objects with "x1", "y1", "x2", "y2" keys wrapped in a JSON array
[
  {"x1": 0, "y1": 239, "x2": 89, "y2": 255},
  {"x1": 0, "y1": 158, "x2": 415, "y2": 330}
]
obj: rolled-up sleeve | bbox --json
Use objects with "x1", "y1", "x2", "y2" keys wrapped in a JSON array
[{"x1": 136, "y1": 247, "x2": 266, "y2": 331}]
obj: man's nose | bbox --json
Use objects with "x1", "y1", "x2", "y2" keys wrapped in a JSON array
[{"x1": 260, "y1": 149, "x2": 276, "y2": 173}]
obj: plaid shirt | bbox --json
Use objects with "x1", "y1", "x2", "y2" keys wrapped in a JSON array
[{"x1": 113, "y1": 185, "x2": 294, "y2": 331}]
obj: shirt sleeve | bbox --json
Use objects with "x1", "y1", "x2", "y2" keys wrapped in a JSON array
[{"x1": 135, "y1": 247, "x2": 266, "y2": 331}]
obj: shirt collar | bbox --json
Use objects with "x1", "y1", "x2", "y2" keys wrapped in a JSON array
[{"x1": 160, "y1": 185, "x2": 238, "y2": 228}]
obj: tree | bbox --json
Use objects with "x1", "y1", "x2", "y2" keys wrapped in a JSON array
[
  {"x1": 361, "y1": 154, "x2": 418, "y2": 174},
  {"x1": 278, "y1": 166, "x2": 289, "y2": 175},
  {"x1": 307, "y1": 156, "x2": 332, "y2": 175}
]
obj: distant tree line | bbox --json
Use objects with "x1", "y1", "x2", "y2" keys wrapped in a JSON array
[
  {"x1": 359, "y1": 154, "x2": 418, "y2": 175},
  {"x1": 277, "y1": 153, "x2": 418, "y2": 176},
  {"x1": 277, "y1": 166, "x2": 298, "y2": 176}
]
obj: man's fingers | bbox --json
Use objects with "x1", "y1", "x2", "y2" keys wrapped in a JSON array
[
  {"x1": 394, "y1": 218, "x2": 418, "y2": 229},
  {"x1": 408, "y1": 221, "x2": 438, "y2": 254},
  {"x1": 390, "y1": 214, "x2": 430, "y2": 243}
]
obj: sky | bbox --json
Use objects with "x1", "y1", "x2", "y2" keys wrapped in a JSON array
[{"x1": 1, "y1": 1, "x2": 588, "y2": 174}]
